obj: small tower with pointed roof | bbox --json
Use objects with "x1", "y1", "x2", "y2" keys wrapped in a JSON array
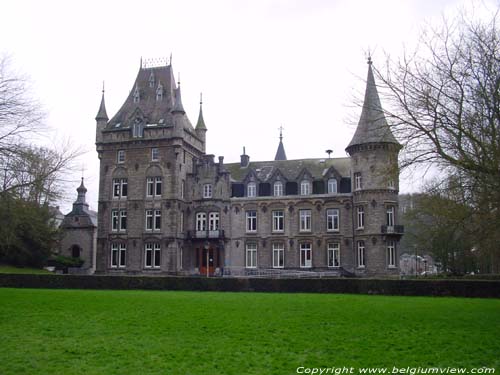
[
  {"x1": 95, "y1": 84, "x2": 108, "y2": 144},
  {"x1": 274, "y1": 126, "x2": 287, "y2": 161},
  {"x1": 345, "y1": 57, "x2": 402, "y2": 275},
  {"x1": 195, "y1": 93, "x2": 207, "y2": 152}
]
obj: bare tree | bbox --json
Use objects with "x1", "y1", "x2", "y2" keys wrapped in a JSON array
[{"x1": 374, "y1": 10, "x2": 500, "y2": 272}]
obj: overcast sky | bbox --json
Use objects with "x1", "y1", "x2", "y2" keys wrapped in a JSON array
[{"x1": 1, "y1": 0, "x2": 496, "y2": 212}]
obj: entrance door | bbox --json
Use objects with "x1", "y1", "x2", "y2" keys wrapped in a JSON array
[{"x1": 200, "y1": 248, "x2": 215, "y2": 276}]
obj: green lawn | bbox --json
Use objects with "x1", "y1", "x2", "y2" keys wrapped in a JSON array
[
  {"x1": 0, "y1": 264, "x2": 51, "y2": 274},
  {"x1": 0, "y1": 289, "x2": 498, "y2": 375}
]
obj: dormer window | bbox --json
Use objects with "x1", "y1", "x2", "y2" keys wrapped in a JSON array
[
  {"x1": 132, "y1": 118, "x2": 144, "y2": 138},
  {"x1": 203, "y1": 184, "x2": 212, "y2": 199},
  {"x1": 148, "y1": 72, "x2": 155, "y2": 88},
  {"x1": 274, "y1": 181, "x2": 283, "y2": 197},
  {"x1": 247, "y1": 182, "x2": 256, "y2": 197},
  {"x1": 328, "y1": 179, "x2": 337, "y2": 194},
  {"x1": 156, "y1": 83, "x2": 163, "y2": 101},
  {"x1": 300, "y1": 180, "x2": 311, "y2": 195},
  {"x1": 133, "y1": 86, "x2": 140, "y2": 103}
]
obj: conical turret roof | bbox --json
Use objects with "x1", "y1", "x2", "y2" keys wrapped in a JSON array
[
  {"x1": 95, "y1": 91, "x2": 108, "y2": 121},
  {"x1": 195, "y1": 95, "x2": 207, "y2": 131},
  {"x1": 346, "y1": 59, "x2": 400, "y2": 152},
  {"x1": 274, "y1": 129, "x2": 287, "y2": 160}
]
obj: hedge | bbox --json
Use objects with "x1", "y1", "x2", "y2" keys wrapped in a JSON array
[{"x1": 0, "y1": 274, "x2": 499, "y2": 298}]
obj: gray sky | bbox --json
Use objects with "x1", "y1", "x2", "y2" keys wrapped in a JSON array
[{"x1": 1, "y1": 0, "x2": 496, "y2": 212}]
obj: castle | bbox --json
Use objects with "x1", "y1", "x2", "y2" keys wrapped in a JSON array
[{"x1": 60, "y1": 57, "x2": 403, "y2": 277}]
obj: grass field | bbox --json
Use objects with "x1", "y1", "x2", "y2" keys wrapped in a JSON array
[
  {"x1": 0, "y1": 289, "x2": 498, "y2": 375},
  {"x1": 0, "y1": 264, "x2": 51, "y2": 274}
]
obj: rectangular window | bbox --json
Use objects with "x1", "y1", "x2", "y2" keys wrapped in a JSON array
[
  {"x1": 357, "y1": 241, "x2": 365, "y2": 268},
  {"x1": 145, "y1": 209, "x2": 153, "y2": 230},
  {"x1": 111, "y1": 243, "x2": 126, "y2": 268},
  {"x1": 354, "y1": 173, "x2": 362, "y2": 190},
  {"x1": 247, "y1": 183, "x2": 256, "y2": 197},
  {"x1": 113, "y1": 178, "x2": 128, "y2": 199},
  {"x1": 300, "y1": 181, "x2": 311, "y2": 195},
  {"x1": 327, "y1": 243, "x2": 340, "y2": 268},
  {"x1": 203, "y1": 184, "x2": 212, "y2": 199},
  {"x1": 146, "y1": 177, "x2": 162, "y2": 197},
  {"x1": 151, "y1": 148, "x2": 159, "y2": 162},
  {"x1": 246, "y1": 243, "x2": 257, "y2": 268},
  {"x1": 179, "y1": 212, "x2": 184, "y2": 233},
  {"x1": 388, "y1": 179, "x2": 395, "y2": 190},
  {"x1": 357, "y1": 206, "x2": 365, "y2": 229},
  {"x1": 117, "y1": 150, "x2": 125, "y2": 163},
  {"x1": 326, "y1": 209, "x2": 339, "y2": 231},
  {"x1": 274, "y1": 182, "x2": 283, "y2": 197},
  {"x1": 145, "y1": 243, "x2": 161, "y2": 269},
  {"x1": 111, "y1": 210, "x2": 119, "y2": 231},
  {"x1": 328, "y1": 179, "x2": 337, "y2": 194},
  {"x1": 246, "y1": 210, "x2": 257, "y2": 232},
  {"x1": 181, "y1": 180, "x2": 185, "y2": 199},
  {"x1": 272, "y1": 243, "x2": 284, "y2": 268},
  {"x1": 272, "y1": 210, "x2": 284, "y2": 232},
  {"x1": 386, "y1": 206, "x2": 395, "y2": 227},
  {"x1": 196, "y1": 212, "x2": 207, "y2": 231},
  {"x1": 387, "y1": 241, "x2": 396, "y2": 268},
  {"x1": 299, "y1": 209, "x2": 311, "y2": 232},
  {"x1": 154, "y1": 210, "x2": 161, "y2": 230},
  {"x1": 300, "y1": 243, "x2": 312, "y2": 268},
  {"x1": 119, "y1": 210, "x2": 127, "y2": 231},
  {"x1": 209, "y1": 212, "x2": 219, "y2": 231}
]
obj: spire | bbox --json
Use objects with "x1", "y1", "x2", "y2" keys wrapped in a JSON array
[
  {"x1": 195, "y1": 93, "x2": 207, "y2": 130},
  {"x1": 346, "y1": 58, "x2": 400, "y2": 153},
  {"x1": 274, "y1": 126, "x2": 287, "y2": 160},
  {"x1": 171, "y1": 78, "x2": 185, "y2": 114},
  {"x1": 76, "y1": 177, "x2": 87, "y2": 204},
  {"x1": 95, "y1": 83, "x2": 108, "y2": 121}
]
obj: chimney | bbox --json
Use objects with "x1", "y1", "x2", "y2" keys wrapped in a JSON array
[{"x1": 240, "y1": 147, "x2": 250, "y2": 168}]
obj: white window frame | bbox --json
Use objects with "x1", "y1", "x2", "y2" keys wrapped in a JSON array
[
  {"x1": 156, "y1": 85, "x2": 163, "y2": 101},
  {"x1": 246, "y1": 210, "x2": 257, "y2": 232},
  {"x1": 145, "y1": 243, "x2": 161, "y2": 269},
  {"x1": 145, "y1": 209, "x2": 153, "y2": 231},
  {"x1": 326, "y1": 208, "x2": 339, "y2": 232},
  {"x1": 273, "y1": 181, "x2": 283, "y2": 197},
  {"x1": 181, "y1": 180, "x2": 185, "y2": 199},
  {"x1": 245, "y1": 243, "x2": 257, "y2": 269},
  {"x1": 387, "y1": 241, "x2": 396, "y2": 268},
  {"x1": 111, "y1": 243, "x2": 126, "y2": 268},
  {"x1": 300, "y1": 243, "x2": 312, "y2": 268},
  {"x1": 388, "y1": 179, "x2": 396, "y2": 190},
  {"x1": 272, "y1": 243, "x2": 284, "y2": 268},
  {"x1": 111, "y1": 210, "x2": 119, "y2": 232},
  {"x1": 203, "y1": 184, "x2": 212, "y2": 199},
  {"x1": 209, "y1": 212, "x2": 219, "y2": 231},
  {"x1": 247, "y1": 182, "x2": 256, "y2": 197},
  {"x1": 357, "y1": 241, "x2": 365, "y2": 268},
  {"x1": 386, "y1": 206, "x2": 395, "y2": 227},
  {"x1": 113, "y1": 178, "x2": 128, "y2": 199},
  {"x1": 300, "y1": 180, "x2": 311, "y2": 195},
  {"x1": 354, "y1": 173, "x2": 362, "y2": 190},
  {"x1": 327, "y1": 243, "x2": 340, "y2": 268},
  {"x1": 357, "y1": 206, "x2": 365, "y2": 229},
  {"x1": 151, "y1": 148, "x2": 159, "y2": 162},
  {"x1": 196, "y1": 212, "x2": 207, "y2": 231},
  {"x1": 153, "y1": 209, "x2": 161, "y2": 231},
  {"x1": 272, "y1": 210, "x2": 284, "y2": 232},
  {"x1": 117, "y1": 150, "x2": 125, "y2": 164},
  {"x1": 146, "y1": 177, "x2": 162, "y2": 198},
  {"x1": 327, "y1": 179, "x2": 337, "y2": 194},
  {"x1": 299, "y1": 209, "x2": 311, "y2": 232},
  {"x1": 119, "y1": 210, "x2": 127, "y2": 231}
]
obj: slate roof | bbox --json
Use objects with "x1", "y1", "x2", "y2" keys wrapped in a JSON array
[
  {"x1": 105, "y1": 64, "x2": 194, "y2": 132},
  {"x1": 195, "y1": 101, "x2": 207, "y2": 131},
  {"x1": 95, "y1": 92, "x2": 108, "y2": 121},
  {"x1": 225, "y1": 157, "x2": 351, "y2": 182},
  {"x1": 346, "y1": 60, "x2": 400, "y2": 151},
  {"x1": 274, "y1": 139, "x2": 287, "y2": 160}
]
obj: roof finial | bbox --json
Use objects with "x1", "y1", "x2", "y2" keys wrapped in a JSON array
[
  {"x1": 102, "y1": 81, "x2": 105, "y2": 94},
  {"x1": 200, "y1": 92, "x2": 203, "y2": 105},
  {"x1": 278, "y1": 125, "x2": 284, "y2": 142},
  {"x1": 169, "y1": 53, "x2": 172, "y2": 66},
  {"x1": 177, "y1": 72, "x2": 181, "y2": 86},
  {"x1": 367, "y1": 53, "x2": 372, "y2": 65},
  {"x1": 140, "y1": 56, "x2": 143, "y2": 69}
]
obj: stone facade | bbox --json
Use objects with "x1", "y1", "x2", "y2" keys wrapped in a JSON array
[{"x1": 92, "y1": 58, "x2": 403, "y2": 277}]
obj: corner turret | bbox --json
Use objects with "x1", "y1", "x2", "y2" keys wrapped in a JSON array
[
  {"x1": 195, "y1": 93, "x2": 207, "y2": 152},
  {"x1": 95, "y1": 86, "x2": 108, "y2": 144},
  {"x1": 274, "y1": 126, "x2": 287, "y2": 161}
]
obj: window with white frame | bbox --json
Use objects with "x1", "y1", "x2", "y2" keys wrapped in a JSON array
[
  {"x1": 299, "y1": 209, "x2": 311, "y2": 232},
  {"x1": 246, "y1": 243, "x2": 257, "y2": 268},
  {"x1": 300, "y1": 180, "x2": 311, "y2": 195},
  {"x1": 388, "y1": 179, "x2": 395, "y2": 190},
  {"x1": 146, "y1": 177, "x2": 162, "y2": 197},
  {"x1": 196, "y1": 212, "x2": 207, "y2": 231},
  {"x1": 328, "y1": 179, "x2": 337, "y2": 194},
  {"x1": 111, "y1": 210, "x2": 119, "y2": 231},
  {"x1": 272, "y1": 243, "x2": 284, "y2": 268},
  {"x1": 387, "y1": 241, "x2": 396, "y2": 268},
  {"x1": 272, "y1": 210, "x2": 284, "y2": 232},
  {"x1": 209, "y1": 212, "x2": 219, "y2": 231},
  {"x1": 354, "y1": 173, "x2": 362, "y2": 190},
  {"x1": 119, "y1": 210, "x2": 127, "y2": 231},
  {"x1": 357, "y1": 206, "x2": 365, "y2": 229},
  {"x1": 110, "y1": 243, "x2": 126, "y2": 268},
  {"x1": 247, "y1": 182, "x2": 256, "y2": 197},
  {"x1": 300, "y1": 243, "x2": 312, "y2": 268},
  {"x1": 151, "y1": 148, "x2": 159, "y2": 161},
  {"x1": 386, "y1": 206, "x2": 395, "y2": 227},
  {"x1": 133, "y1": 86, "x2": 140, "y2": 103},
  {"x1": 113, "y1": 178, "x2": 128, "y2": 199},
  {"x1": 326, "y1": 209, "x2": 339, "y2": 231},
  {"x1": 274, "y1": 181, "x2": 283, "y2": 197},
  {"x1": 156, "y1": 84, "x2": 163, "y2": 101},
  {"x1": 327, "y1": 243, "x2": 340, "y2": 268},
  {"x1": 203, "y1": 184, "x2": 212, "y2": 199},
  {"x1": 112, "y1": 210, "x2": 126, "y2": 231},
  {"x1": 246, "y1": 210, "x2": 257, "y2": 232},
  {"x1": 145, "y1": 243, "x2": 161, "y2": 268},
  {"x1": 117, "y1": 150, "x2": 125, "y2": 164},
  {"x1": 357, "y1": 240, "x2": 365, "y2": 268}
]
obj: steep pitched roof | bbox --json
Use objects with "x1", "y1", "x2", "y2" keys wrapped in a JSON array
[
  {"x1": 346, "y1": 59, "x2": 400, "y2": 151},
  {"x1": 274, "y1": 134, "x2": 287, "y2": 161},
  {"x1": 195, "y1": 97, "x2": 207, "y2": 131},
  {"x1": 95, "y1": 91, "x2": 108, "y2": 121},
  {"x1": 225, "y1": 157, "x2": 351, "y2": 182}
]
